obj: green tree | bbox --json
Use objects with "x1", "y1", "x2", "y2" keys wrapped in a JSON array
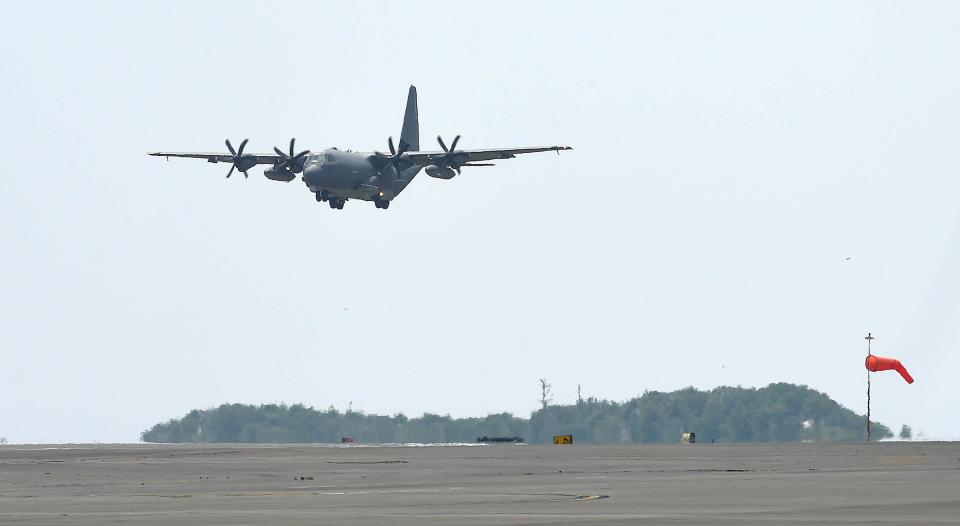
[
  {"x1": 899, "y1": 425, "x2": 912, "y2": 440},
  {"x1": 141, "y1": 384, "x2": 892, "y2": 444}
]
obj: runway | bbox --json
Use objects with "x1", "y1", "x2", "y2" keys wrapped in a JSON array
[{"x1": 1, "y1": 442, "x2": 957, "y2": 525}]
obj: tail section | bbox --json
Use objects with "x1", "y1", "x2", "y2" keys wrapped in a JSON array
[{"x1": 400, "y1": 85, "x2": 419, "y2": 152}]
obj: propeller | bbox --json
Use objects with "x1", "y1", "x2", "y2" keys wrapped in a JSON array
[
  {"x1": 388, "y1": 136, "x2": 411, "y2": 157},
  {"x1": 272, "y1": 138, "x2": 310, "y2": 174},
  {"x1": 437, "y1": 134, "x2": 460, "y2": 154},
  {"x1": 436, "y1": 135, "x2": 469, "y2": 174},
  {"x1": 225, "y1": 138, "x2": 257, "y2": 178},
  {"x1": 372, "y1": 136, "x2": 413, "y2": 176}
]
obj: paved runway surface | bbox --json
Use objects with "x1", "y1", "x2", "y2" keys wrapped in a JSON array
[{"x1": 1, "y1": 442, "x2": 958, "y2": 525}]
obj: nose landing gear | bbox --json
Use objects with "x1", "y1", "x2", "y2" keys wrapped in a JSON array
[{"x1": 374, "y1": 199, "x2": 390, "y2": 209}]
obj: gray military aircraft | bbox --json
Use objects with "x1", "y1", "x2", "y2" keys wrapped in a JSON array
[{"x1": 150, "y1": 86, "x2": 571, "y2": 210}]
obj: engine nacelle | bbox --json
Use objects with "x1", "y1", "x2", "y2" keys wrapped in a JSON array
[
  {"x1": 264, "y1": 165, "x2": 296, "y2": 182},
  {"x1": 425, "y1": 165, "x2": 456, "y2": 179}
]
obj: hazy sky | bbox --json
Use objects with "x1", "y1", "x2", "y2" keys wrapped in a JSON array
[{"x1": 2, "y1": 1, "x2": 958, "y2": 443}]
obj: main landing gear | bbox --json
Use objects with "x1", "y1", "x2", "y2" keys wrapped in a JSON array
[
  {"x1": 374, "y1": 199, "x2": 390, "y2": 209},
  {"x1": 316, "y1": 191, "x2": 345, "y2": 209}
]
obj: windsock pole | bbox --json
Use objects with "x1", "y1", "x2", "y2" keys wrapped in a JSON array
[{"x1": 865, "y1": 332, "x2": 874, "y2": 442}]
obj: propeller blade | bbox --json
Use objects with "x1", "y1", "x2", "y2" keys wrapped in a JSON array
[
  {"x1": 388, "y1": 136, "x2": 396, "y2": 155},
  {"x1": 437, "y1": 135, "x2": 448, "y2": 152},
  {"x1": 293, "y1": 150, "x2": 310, "y2": 160},
  {"x1": 450, "y1": 135, "x2": 461, "y2": 151},
  {"x1": 273, "y1": 146, "x2": 287, "y2": 158},
  {"x1": 237, "y1": 138, "x2": 249, "y2": 156},
  {"x1": 289, "y1": 138, "x2": 296, "y2": 157},
  {"x1": 243, "y1": 171, "x2": 249, "y2": 179},
  {"x1": 225, "y1": 139, "x2": 237, "y2": 156},
  {"x1": 226, "y1": 164, "x2": 235, "y2": 178}
]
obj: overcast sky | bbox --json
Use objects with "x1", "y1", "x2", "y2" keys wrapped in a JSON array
[{"x1": 1, "y1": 1, "x2": 958, "y2": 443}]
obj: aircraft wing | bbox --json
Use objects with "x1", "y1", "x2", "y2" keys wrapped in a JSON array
[
  {"x1": 148, "y1": 151, "x2": 282, "y2": 165},
  {"x1": 404, "y1": 146, "x2": 572, "y2": 165}
]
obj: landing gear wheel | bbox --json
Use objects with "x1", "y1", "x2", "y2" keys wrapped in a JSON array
[
  {"x1": 374, "y1": 199, "x2": 390, "y2": 209},
  {"x1": 328, "y1": 198, "x2": 339, "y2": 209},
  {"x1": 381, "y1": 200, "x2": 389, "y2": 209},
  {"x1": 315, "y1": 193, "x2": 324, "y2": 202}
]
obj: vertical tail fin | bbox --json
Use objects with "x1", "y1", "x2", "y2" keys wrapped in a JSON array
[{"x1": 400, "y1": 85, "x2": 419, "y2": 152}]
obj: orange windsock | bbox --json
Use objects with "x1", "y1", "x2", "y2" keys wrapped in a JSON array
[{"x1": 865, "y1": 355, "x2": 914, "y2": 384}]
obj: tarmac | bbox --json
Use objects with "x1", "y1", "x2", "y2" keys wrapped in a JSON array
[{"x1": 1, "y1": 441, "x2": 958, "y2": 525}]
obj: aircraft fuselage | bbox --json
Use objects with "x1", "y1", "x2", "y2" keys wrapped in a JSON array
[{"x1": 301, "y1": 149, "x2": 420, "y2": 202}]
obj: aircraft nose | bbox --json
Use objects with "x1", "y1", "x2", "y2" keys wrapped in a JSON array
[{"x1": 302, "y1": 163, "x2": 320, "y2": 183}]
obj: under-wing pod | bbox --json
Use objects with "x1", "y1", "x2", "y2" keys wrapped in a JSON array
[
  {"x1": 264, "y1": 165, "x2": 296, "y2": 182},
  {"x1": 865, "y1": 354, "x2": 914, "y2": 384},
  {"x1": 425, "y1": 165, "x2": 457, "y2": 179}
]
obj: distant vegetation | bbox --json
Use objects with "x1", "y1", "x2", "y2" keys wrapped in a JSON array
[
  {"x1": 141, "y1": 383, "x2": 890, "y2": 444},
  {"x1": 899, "y1": 425, "x2": 913, "y2": 440}
]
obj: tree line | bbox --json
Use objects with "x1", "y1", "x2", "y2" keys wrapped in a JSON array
[{"x1": 141, "y1": 383, "x2": 891, "y2": 444}]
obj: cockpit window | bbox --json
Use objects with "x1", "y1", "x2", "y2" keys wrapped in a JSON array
[{"x1": 324, "y1": 153, "x2": 336, "y2": 162}]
